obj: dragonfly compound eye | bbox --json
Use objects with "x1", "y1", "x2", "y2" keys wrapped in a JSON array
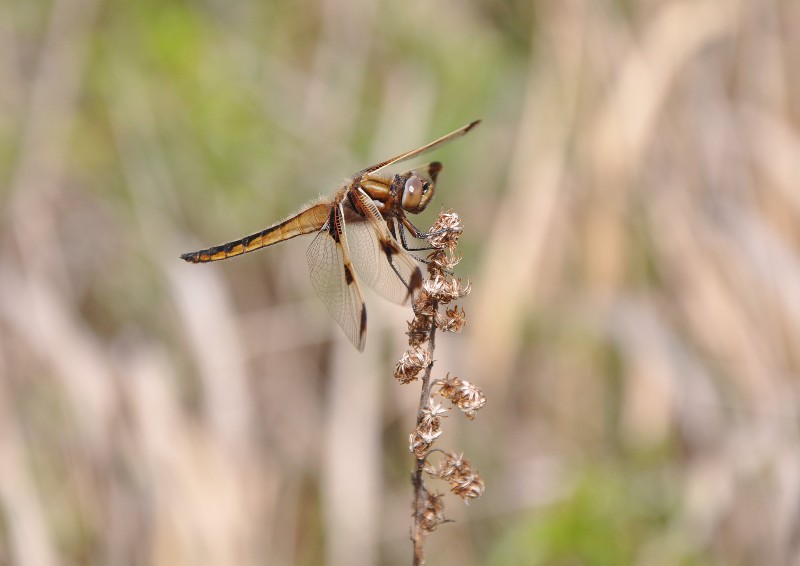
[{"x1": 402, "y1": 175, "x2": 425, "y2": 211}]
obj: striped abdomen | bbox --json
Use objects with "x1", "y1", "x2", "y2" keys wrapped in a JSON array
[{"x1": 181, "y1": 201, "x2": 331, "y2": 263}]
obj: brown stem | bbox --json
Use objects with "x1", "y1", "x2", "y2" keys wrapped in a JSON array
[{"x1": 411, "y1": 301, "x2": 439, "y2": 565}]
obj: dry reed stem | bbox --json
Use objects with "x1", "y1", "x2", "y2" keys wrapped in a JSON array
[
  {"x1": 394, "y1": 211, "x2": 484, "y2": 565},
  {"x1": 411, "y1": 307, "x2": 439, "y2": 565}
]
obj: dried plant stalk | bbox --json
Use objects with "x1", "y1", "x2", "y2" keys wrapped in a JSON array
[{"x1": 393, "y1": 211, "x2": 485, "y2": 565}]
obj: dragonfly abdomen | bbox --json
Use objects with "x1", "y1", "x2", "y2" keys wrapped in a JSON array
[{"x1": 181, "y1": 202, "x2": 331, "y2": 263}]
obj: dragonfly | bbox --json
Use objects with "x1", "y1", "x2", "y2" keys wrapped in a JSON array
[{"x1": 181, "y1": 120, "x2": 480, "y2": 351}]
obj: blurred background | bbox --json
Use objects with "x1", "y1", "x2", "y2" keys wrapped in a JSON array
[{"x1": 2, "y1": 0, "x2": 799, "y2": 564}]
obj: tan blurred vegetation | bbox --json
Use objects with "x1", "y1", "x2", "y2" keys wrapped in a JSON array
[{"x1": 2, "y1": 0, "x2": 800, "y2": 564}]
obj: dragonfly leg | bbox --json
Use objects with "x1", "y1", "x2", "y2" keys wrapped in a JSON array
[
  {"x1": 383, "y1": 218, "x2": 428, "y2": 264},
  {"x1": 397, "y1": 218, "x2": 458, "y2": 274},
  {"x1": 398, "y1": 218, "x2": 448, "y2": 252}
]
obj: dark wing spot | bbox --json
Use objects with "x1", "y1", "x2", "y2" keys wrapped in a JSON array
[
  {"x1": 360, "y1": 308, "x2": 367, "y2": 342},
  {"x1": 465, "y1": 119, "x2": 481, "y2": 132},
  {"x1": 408, "y1": 266, "x2": 423, "y2": 298},
  {"x1": 344, "y1": 263, "x2": 356, "y2": 286},
  {"x1": 381, "y1": 238, "x2": 400, "y2": 259},
  {"x1": 329, "y1": 209, "x2": 341, "y2": 243},
  {"x1": 428, "y1": 162, "x2": 443, "y2": 184}
]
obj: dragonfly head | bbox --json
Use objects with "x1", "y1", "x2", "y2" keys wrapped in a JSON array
[{"x1": 400, "y1": 162, "x2": 442, "y2": 214}]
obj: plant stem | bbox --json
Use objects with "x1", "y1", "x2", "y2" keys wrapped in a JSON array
[{"x1": 411, "y1": 300, "x2": 439, "y2": 565}]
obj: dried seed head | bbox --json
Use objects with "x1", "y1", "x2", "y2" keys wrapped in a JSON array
[
  {"x1": 435, "y1": 306, "x2": 467, "y2": 333},
  {"x1": 409, "y1": 400, "x2": 447, "y2": 458},
  {"x1": 427, "y1": 211, "x2": 463, "y2": 251},
  {"x1": 423, "y1": 275, "x2": 471, "y2": 305},
  {"x1": 406, "y1": 315, "x2": 432, "y2": 347},
  {"x1": 412, "y1": 289, "x2": 437, "y2": 320},
  {"x1": 436, "y1": 374, "x2": 486, "y2": 419},
  {"x1": 427, "y1": 249, "x2": 462, "y2": 273},
  {"x1": 394, "y1": 347, "x2": 432, "y2": 384},
  {"x1": 435, "y1": 373, "x2": 460, "y2": 400},
  {"x1": 426, "y1": 452, "x2": 485, "y2": 501},
  {"x1": 419, "y1": 492, "x2": 447, "y2": 533},
  {"x1": 409, "y1": 423, "x2": 442, "y2": 458},
  {"x1": 453, "y1": 380, "x2": 486, "y2": 420},
  {"x1": 451, "y1": 472, "x2": 485, "y2": 500},
  {"x1": 425, "y1": 451, "x2": 461, "y2": 480},
  {"x1": 422, "y1": 273, "x2": 449, "y2": 300},
  {"x1": 445, "y1": 278, "x2": 471, "y2": 301},
  {"x1": 420, "y1": 398, "x2": 449, "y2": 427}
]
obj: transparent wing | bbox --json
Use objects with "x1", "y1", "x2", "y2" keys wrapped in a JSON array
[
  {"x1": 361, "y1": 120, "x2": 480, "y2": 175},
  {"x1": 306, "y1": 204, "x2": 367, "y2": 351},
  {"x1": 344, "y1": 188, "x2": 423, "y2": 305}
]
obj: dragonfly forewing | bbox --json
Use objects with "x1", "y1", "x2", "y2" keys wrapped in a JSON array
[{"x1": 364, "y1": 120, "x2": 480, "y2": 175}]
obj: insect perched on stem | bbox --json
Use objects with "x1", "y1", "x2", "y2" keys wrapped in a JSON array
[{"x1": 181, "y1": 120, "x2": 480, "y2": 350}]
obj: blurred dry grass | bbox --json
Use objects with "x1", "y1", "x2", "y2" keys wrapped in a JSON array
[{"x1": 2, "y1": 0, "x2": 800, "y2": 564}]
